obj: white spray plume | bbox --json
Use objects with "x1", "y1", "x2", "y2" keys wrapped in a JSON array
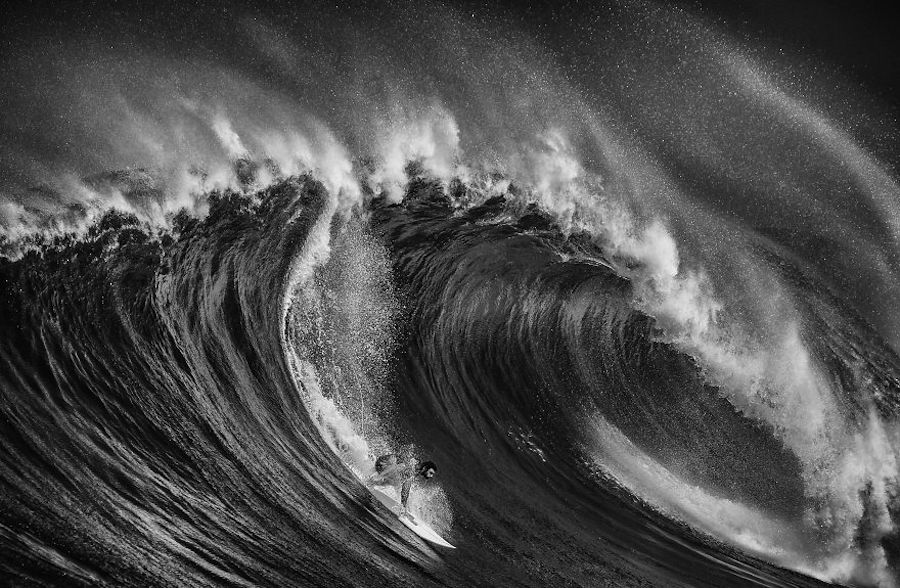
[
  {"x1": 211, "y1": 115, "x2": 250, "y2": 160},
  {"x1": 370, "y1": 103, "x2": 461, "y2": 201}
]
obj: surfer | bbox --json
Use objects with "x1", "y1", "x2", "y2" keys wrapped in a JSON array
[{"x1": 365, "y1": 454, "x2": 437, "y2": 516}]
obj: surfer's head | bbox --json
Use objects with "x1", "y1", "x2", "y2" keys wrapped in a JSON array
[{"x1": 417, "y1": 461, "x2": 437, "y2": 479}]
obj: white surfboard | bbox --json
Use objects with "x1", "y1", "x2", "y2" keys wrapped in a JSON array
[{"x1": 370, "y1": 488, "x2": 455, "y2": 549}]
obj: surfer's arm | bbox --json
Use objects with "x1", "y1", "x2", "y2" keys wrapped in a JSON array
[{"x1": 400, "y1": 478, "x2": 412, "y2": 509}]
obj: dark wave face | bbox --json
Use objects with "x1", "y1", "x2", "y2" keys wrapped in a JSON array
[{"x1": 2, "y1": 1, "x2": 900, "y2": 587}]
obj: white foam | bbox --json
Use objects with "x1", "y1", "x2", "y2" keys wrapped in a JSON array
[
  {"x1": 211, "y1": 115, "x2": 250, "y2": 160},
  {"x1": 290, "y1": 359, "x2": 373, "y2": 475},
  {"x1": 368, "y1": 103, "x2": 462, "y2": 202}
]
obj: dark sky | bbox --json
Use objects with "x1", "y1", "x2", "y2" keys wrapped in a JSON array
[
  {"x1": 3, "y1": 0, "x2": 898, "y2": 103},
  {"x1": 2, "y1": 0, "x2": 898, "y2": 75},
  {"x1": 671, "y1": 1, "x2": 900, "y2": 106},
  {"x1": 471, "y1": 0, "x2": 900, "y2": 110}
]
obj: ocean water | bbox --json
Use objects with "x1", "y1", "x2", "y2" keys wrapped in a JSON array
[{"x1": 2, "y1": 2, "x2": 899, "y2": 586}]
